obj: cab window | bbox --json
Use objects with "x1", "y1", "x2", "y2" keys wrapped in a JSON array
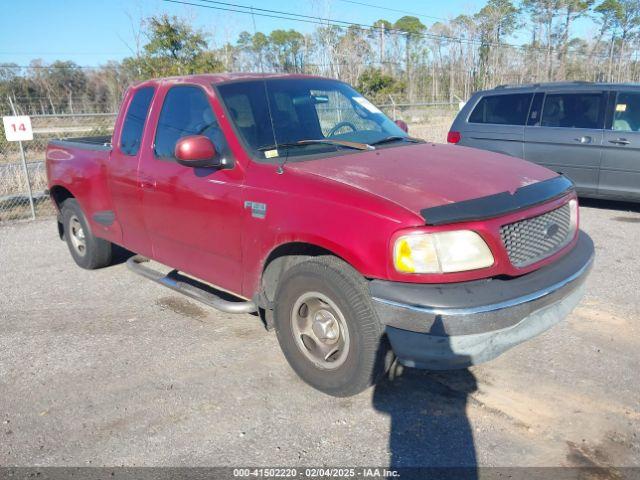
[
  {"x1": 120, "y1": 87, "x2": 154, "y2": 156},
  {"x1": 154, "y1": 85, "x2": 231, "y2": 162},
  {"x1": 611, "y1": 91, "x2": 640, "y2": 132},
  {"x1": 311, "y1": 89, "x2": 380, "y2": 136},
  {"x1": 216, "y1": 78, "x2": 406, "y2": 161}
]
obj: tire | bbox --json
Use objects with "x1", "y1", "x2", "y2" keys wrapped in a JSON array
[
  {"x1": 61, "y1": 198, "x2": 112, "y2": 270},
  {"x1": 273, "y1": 256, "x2": 392, "y2": 397}
]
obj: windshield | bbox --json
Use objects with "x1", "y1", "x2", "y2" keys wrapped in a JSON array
[{"x1": 216, "y1": 78, "x2": 409, "y2": 161}]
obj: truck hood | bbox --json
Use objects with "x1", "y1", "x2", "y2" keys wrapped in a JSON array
[{"x1": 288, "y1": 143, "x2": 558, "y2": 219}]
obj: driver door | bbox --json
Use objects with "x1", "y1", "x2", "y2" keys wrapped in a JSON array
[{"x1": 139, "y1": 83, "x2": 245, "y2": 294}]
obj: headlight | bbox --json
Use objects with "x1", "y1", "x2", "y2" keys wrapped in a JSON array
[{"x1": 393, "y1": 230, "x2": 494, "y2": 274}]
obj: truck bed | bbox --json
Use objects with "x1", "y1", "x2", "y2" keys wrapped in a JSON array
[
  {"x1": 49, "y1": 135, "x2": 112, "y2": 151},
  {"x1": 46, "y1": 134, "x2": 114, "y2": 226}
]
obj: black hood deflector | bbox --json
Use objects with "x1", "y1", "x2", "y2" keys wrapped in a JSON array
[{"x1": 420, "y1": 175, "x2": 574, "y2": 226}]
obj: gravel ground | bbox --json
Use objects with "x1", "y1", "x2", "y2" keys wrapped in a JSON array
[{"x1": 0, "y1": 199, "x2": 639, "y2": 470}]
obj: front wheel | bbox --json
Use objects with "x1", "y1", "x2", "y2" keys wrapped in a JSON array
[
  {"x1": 273, "y1": 257, "x2": 392, "y2": 397},
  {"x1": 61, "y1": 199, "x2": 112, "y2": 270}
]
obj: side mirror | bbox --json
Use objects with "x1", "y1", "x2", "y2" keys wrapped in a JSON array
[
  {"x1": 394, "y1": 119, "x2": 409, "y2": 133},
  {"x1": 175, "y1": 135, "x2": 221, "y2": 168}
]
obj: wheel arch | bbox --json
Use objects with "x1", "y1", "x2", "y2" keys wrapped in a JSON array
[
  {"x1": 49, "y1": 185, "x2": 75, "y2": 210},
  {"x1": 259, "y1": 241, "x2": 357, "y2": 308},
  {"x1": 49, "y1": 185, "x2": 75, "y2": 239}
]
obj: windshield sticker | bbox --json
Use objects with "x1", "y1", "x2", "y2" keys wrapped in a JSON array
[
  {"x1": 353, "y1": 97, "x2": 382, "y2": 114},
  {"x1": 264, "y1": 149, "x2": 279, "y2": 158},
  {"x1": 616, "y1": 103, "x2": 627, "y2": 112}
]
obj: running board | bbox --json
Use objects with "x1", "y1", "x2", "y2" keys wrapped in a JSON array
[{"x1": 126, "y1": 255, "x2": 257, "y2": 314}]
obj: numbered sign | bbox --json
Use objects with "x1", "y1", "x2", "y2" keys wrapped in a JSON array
[{"x1": 3, "y1": 115, "x2": 33, "y2": 142}]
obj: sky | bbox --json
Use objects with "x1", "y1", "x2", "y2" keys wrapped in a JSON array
[{"x1": 1, "y1": 0, "x2": 596, "y2": 68}]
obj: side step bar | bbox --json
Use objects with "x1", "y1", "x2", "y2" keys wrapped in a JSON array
[{"x1": 126, "y1": 255, "x2": 257, "y2": 314}]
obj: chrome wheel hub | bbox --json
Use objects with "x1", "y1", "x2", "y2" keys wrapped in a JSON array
[
  {"x1": 311, "y1": 310, "x2": 340, "y2": 344},
  {"x1": 69, "y1": 215, "x2": 87, "y2": 257},
  {"x1": 291, "y1": 292, "x2": 350, "y2": 370}
]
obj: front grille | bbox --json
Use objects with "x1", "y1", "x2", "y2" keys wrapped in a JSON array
[{"x1": 500, "y1": 202, "x2": 573, "y2": 268}]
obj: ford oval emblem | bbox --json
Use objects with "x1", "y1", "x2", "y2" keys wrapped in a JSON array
[{"x1": 545, "y1": 222, "x2": 560, "y2": 238}]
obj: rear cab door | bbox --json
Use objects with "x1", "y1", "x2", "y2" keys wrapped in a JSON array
[
  {"x1": 107, "y1": 84, "x2": 156, "y2": 255},
  {"x1": 524, "y1": 88, "x2": 606, "y2": 195},
  {"x1": 457, "y1": 90, "x2": 532, "y2": 158},
  {"x1": 600, "y1": 88, "x2": 640, "y2": 200}
]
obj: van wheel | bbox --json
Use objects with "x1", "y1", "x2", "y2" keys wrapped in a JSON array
[
  {"x1": 61, "y1": 199, "x2": 112, "y2": 269},
  {"x1": 273, "y1": 256, "x2": 392, "y2": 397}
]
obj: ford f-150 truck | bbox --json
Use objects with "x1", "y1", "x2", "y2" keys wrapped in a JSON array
[{"x1": 46, "y1": 73, "x2": 594, "y2": 397}]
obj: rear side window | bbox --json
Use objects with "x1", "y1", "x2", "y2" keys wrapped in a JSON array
[
  {"x1": 611, "y1": 91, "x2": 640, "y2": 132},
  {"x1": 120, "y1": 87, "x2": 154, "y2": 156},
  {"x1": 541, "y1": 93, "x2": 603, "y2": 129},
  {"x1": 154, "y1": 85, "x2": 230, "y2": 160},
  {"x1": 468, "y1": 93, "x2": 532, "y2": 125}
]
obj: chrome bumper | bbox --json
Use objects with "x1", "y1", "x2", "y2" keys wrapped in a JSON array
[{"x1": 370, "y1": 231, "x2": 594, "y2": 369}]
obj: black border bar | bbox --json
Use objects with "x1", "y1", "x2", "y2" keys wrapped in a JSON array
[
  {"x1": 1, "y1": 467, "x2": 639, "y2": 480},
  {"x1": 420, "y1": 175, "x2": 574, "y2": 226}
]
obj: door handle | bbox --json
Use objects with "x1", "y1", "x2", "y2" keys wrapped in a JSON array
[
  {"x1": 608, "y1": 138, "x2": 631, "y2": 145},
  {"x1": 574, "y1": 136, "x2": 592, "y2": 144}
]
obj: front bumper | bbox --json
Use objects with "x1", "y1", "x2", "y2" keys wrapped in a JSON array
[{"x1": 370, "y1": 230, "x2": 594, "y2": 369}]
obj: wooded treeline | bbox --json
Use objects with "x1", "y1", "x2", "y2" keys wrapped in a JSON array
[{"x1": 2, "y1": 0, "x2": 639, "y2": 115}]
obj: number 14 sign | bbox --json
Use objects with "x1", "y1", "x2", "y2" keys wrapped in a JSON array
[{"x1": 3, "y1": 115, "x2": 33, "y2": 142}]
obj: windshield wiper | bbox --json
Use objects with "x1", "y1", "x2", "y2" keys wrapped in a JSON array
[
  {"x1": 257, "y1": 138, "x2": 374, "y2": 152},
  {"x1": 369, "y1": 135, "x2": 423, "y2": 146}
]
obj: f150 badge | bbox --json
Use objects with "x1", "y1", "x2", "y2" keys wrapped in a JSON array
[{"x1": 244, "y1": 201, "x2": 267, "y2": 219}]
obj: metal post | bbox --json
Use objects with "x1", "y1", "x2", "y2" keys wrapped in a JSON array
[
  {"x1": 388, "y1": 94, "x2": 397, "y2": 120},
  {"x1": 18, "y1": 140, "x2": 36, "y2": 220},
  {"x1": 453, "y1": 94, "x2": 466, "y2": 111},
  {"x1": 8, "y1": 96, "x2": 36, "y2": 220}
]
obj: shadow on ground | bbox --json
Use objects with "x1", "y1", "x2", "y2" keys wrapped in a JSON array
[
  {"x1": 372, "y1": 328, "x2": 478, "y2": 477},
  {"x1": 111, "y1": 244, "x2": 135, "y2": 265},
  {"x1": 373, "y1": 367, "x2": 478, "y2": 474}
]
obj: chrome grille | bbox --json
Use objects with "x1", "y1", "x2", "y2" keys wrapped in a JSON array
[{"x1": 500, "y1": 203, "x2": 572, "y2": 268}]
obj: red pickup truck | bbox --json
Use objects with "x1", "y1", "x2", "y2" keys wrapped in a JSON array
[{"x1": 46, "y1": 73, "x2": 594, "y2": 396}]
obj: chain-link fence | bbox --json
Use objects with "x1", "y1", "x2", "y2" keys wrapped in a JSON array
[
  {"x1": 379, "y1": 101, "x2": 460, "y2": 143},
  {"x1": 0, "y1": 102, "x2": 459, "y2": 224},
  {"x1": 0, "y1": 112, "x2": 116, "y2": 223}
]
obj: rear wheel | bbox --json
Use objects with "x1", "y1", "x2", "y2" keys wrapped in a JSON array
[
  {"x1": 61, "y1": 199, "x2": 112, "y2": 269},
  {"x1": 273, "y1": 257, "x2": 392, "y2": 397}
]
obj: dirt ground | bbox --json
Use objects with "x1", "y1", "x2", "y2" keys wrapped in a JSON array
[{"x1": 1, "y1": 199, "x2": 639, "y2": 470}]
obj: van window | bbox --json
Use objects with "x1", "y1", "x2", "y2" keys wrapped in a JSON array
[
  {"x1": 541, "y1": 93, "x2": 603, "y2": 129},
  {"x1": 611, "y1": 91, "x2": 640, "y2": 132},
  {"x1": 154, "y1": 85, "x2": 230, "y2": 161},
  {"x1": 120, "y1": 87, "x2": 154, "y2": 156},
  {"x1": 468, "y1": 93, "x2": 532, "y2": 125},
  {"x1": 527, "y1": 93, "x2": 544, "y2": 126}
]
